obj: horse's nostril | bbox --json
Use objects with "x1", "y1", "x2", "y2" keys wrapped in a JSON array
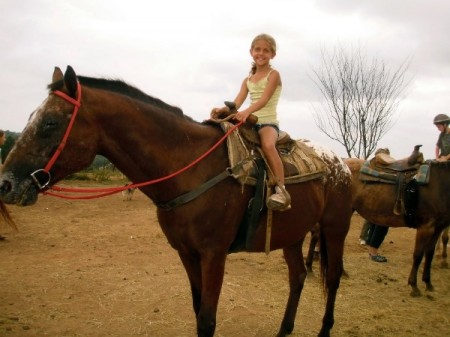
[{"x1": 0, "y1": 180, "x2": 12, "y2": 194}]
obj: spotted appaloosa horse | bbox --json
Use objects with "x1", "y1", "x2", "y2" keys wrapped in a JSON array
[
  {"x1": 345, "y1": 158, "x2": 450, "y2": 297},
  {"x1": 0, "y1": 66, "x2": 353, "y2": 337}
]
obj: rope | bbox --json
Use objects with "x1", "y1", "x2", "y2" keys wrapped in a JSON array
[{"x1": 45, "y1": 120, "x2": 244, "y2": 199}]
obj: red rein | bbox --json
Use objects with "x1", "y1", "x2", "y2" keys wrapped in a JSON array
[{"x1": 43, "y1": 83, "x2": 243, "y2": 200}]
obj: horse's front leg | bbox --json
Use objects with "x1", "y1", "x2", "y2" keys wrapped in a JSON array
[
  {"x1": 408, "y1": 224, "x2": 433, "y2": 297},
  {"x1": 422, "y1": 228, "x2": 443, "y2": 292},
  {"x1": 178, "y1": 251, "x2": 227, "y2": 337},
  {"x1": 277, "y1": 242, "x2": 306, "y2": 337},
  {"x1": 178, "y1": 252, "x2": 203, "y2": 316},
  {"x1": 196, "y1": 253, "x2": 227, "y2": 337},
  {"x1": 422, "y1": 246, "x2": 436, "y2": 292},
  {"x1": 408, "y1": 251, "x2": 423, "y2": 297}
]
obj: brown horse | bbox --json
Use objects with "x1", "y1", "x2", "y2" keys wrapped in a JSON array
[
  {"x1": 345, "y1": 158, "x2": 450, "y2": 297},
  {"x1": 0, "y1": 66, "x2": 353, "y2": 337}
]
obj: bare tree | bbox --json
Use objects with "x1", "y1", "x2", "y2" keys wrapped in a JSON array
[{"x1": 311, "y1": 44, "x2": 411, "y2": 159}]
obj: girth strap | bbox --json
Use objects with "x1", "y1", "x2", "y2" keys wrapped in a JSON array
[
  {"x1": 156, "y1": 168, "x2": 233, "y2": 211},
  {"x1": 245, "y1": 158, "x2": 267, "y2": 250}
]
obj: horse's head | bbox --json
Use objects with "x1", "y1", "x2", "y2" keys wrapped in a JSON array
[{"x1": 0, "y1": 66, "x2": 98, "y2": 205}]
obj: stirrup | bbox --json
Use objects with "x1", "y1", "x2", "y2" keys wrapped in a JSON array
[{"x1": 267, "y1": 186, "x2": 291, "y2": 211}]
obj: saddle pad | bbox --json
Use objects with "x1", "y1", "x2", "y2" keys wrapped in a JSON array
[
  {"x1": 359, "y1": 160, "x2": 398, "y2": 184},
  {"x1": 359, "y1": 160, "x2": 428, "y2": 185},
  {"x1": 220, "y1": 122, "x2": 327, "y2": 186}
]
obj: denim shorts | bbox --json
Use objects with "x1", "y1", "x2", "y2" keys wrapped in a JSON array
[{"x1": 254, "y1": 123, "x2": 280, "y2": 135}]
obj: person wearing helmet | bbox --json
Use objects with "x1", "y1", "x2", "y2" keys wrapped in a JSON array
[{"x1": 433, "y1": 113, "x2": 450, "y2": 161}]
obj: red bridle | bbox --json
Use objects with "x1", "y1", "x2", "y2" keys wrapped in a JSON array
[{"x1": 30, "y1": 82, "x2": 82, "y2": 190}]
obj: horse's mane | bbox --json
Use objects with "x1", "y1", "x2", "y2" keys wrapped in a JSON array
[
  {"x1": 425, "y1": 159, "x2": 450, "y2": 168},
  {"x1": 48, "y1": 76, "x2": 184, "y2": 117}
]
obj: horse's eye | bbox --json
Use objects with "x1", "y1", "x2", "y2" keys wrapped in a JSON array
[
  {"x1": 38, "y1": 117, "x2": 60, "y2": 137},
  {"x1": 43, "y1": 120, "x2": 58, "y2": 130}
]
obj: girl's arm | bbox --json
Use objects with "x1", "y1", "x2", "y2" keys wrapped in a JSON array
[{"x1": 435, "y1": 145, "x2": 440, "y2": 159}]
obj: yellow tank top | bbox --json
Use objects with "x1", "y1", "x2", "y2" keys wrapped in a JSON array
[{"x1": 247, "y1": 69, "x2": 281, "y2": 125}]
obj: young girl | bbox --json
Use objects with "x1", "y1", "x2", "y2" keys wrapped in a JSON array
[{"x1": 212, "y1": 34, "x2": 290, "y2": 210}]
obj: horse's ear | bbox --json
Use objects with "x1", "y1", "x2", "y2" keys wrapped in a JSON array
[
  {"x1": 52, "y1": 67, "x2": 64, "y2": 83},
  {"x1": 64, "y1": 65, "x2": 78, "y2": 97}
]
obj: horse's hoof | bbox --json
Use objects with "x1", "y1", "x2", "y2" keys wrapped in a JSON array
[
  {"x1": 318, "y1": 330, "x2": 331, "y2": 337},
  {"x1": 276, "y1": 324, "x2": 294, "y2": 337},
  {"x1": 410, "y1": 288, "x2": 421, "y2": 297},
  {"x1": 307, "y1": 271, "x2": 316, "y2": 278},
  {"x1": 425, "y1": 284, "x2": 434, "y2": 292}
]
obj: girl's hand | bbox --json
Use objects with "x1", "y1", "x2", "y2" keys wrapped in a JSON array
[
  {"x1": 234, "y1": 110, "x2": 249, "y2": 122},
  {"x1": 234, "y1": 110, "x2": 258, "y2": 124}
]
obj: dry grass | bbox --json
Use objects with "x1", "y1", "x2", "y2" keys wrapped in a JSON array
[{"x1": 0, "y1": 185, "x2": 448, "y2": 337}]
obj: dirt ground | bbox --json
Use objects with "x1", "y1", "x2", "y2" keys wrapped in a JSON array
[{"x1": 0, "y1": 181, "x2": 448, "y2": 337}]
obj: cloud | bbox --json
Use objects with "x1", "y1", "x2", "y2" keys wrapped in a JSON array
[{"x1": 0, "y1": 0, "x2": 449, "y2": 159}]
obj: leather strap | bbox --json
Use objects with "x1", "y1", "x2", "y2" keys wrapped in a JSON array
[{"x1": 156, "y1": 168, "x2": 232, "y2": 211}]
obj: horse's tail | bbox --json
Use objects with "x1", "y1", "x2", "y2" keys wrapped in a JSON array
[
  {"x1": 0, "y1": 200, "x2": 17, "y2": 231},
  {"x1": 318, "y1": 230, "x2": 328, "y2": 297}
]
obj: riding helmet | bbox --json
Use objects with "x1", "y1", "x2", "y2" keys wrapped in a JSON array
[{"x1": 433, "y1": 113, "x2": 450, "y2": 125}]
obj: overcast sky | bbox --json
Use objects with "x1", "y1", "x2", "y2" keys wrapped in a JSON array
[{"x1": 1, "y1": 0, "x2": 449, "y2": 159}]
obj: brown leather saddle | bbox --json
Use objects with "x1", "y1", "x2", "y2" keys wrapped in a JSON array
[{"x1": 359, "y1": 146, "x2": 424, "y2": 184}]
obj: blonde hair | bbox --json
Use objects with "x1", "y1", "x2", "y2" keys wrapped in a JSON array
[{"x1": 250, "y1": 34, "x2": 277, "y2": 74}]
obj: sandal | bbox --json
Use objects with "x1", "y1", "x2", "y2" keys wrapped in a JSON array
[{"x1": 369, "y1": 254, "x2": 387, "y2": 263}]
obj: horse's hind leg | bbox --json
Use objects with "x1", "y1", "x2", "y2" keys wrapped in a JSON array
[
  {"x1": 318, "y1": 219, "x2": 348, "y2": 337},
  {"x1": 277, "y1": 241, "x2": 307, "y2": 337},
  {"x1": 305, "y1": 223, "x2": 320, "y2": 273}
]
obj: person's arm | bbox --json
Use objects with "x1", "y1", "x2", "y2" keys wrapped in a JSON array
[
  {"x1": 235, "y1": 70, "x2": 281, "y2": 122},
  {"x1": 435, "y1": 145, "x2": 440, "y2": 160}
]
